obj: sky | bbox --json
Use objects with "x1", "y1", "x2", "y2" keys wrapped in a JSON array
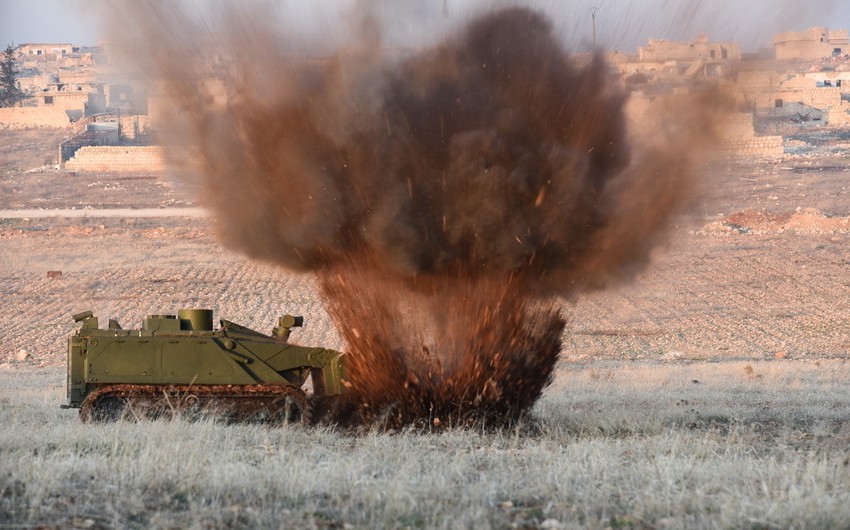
[{"x1": 1, "y1": 0, "x2": 849, "y2": 53}]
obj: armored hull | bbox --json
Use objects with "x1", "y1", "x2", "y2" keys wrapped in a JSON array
[{"x1": 64, "y1": 309, "x2": 347, "y2": 423}]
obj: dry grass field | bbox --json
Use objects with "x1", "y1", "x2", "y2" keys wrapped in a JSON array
[
  {"x1": 1, "y1": 127, "x2": 850, "y2": 529},
  {"x1": 2, "y1": 360, "x2": 850, "y2": 529}
]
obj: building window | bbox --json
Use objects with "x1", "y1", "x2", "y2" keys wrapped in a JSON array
[
  {"x1": 710, "y1": 50, "x2": 716, "y2": 59},
  {"x1": 44, "y1": 96, "x2": 54, "y2": 105},
  {"x1": 834, "y1": 48, "x2": 843, "y2": 56},
  {"x1": 775, "y1": 99, "x2": 783, "y2": 108},
  {"x1": 722, "y1": 48, "x2": 728, "y2": 59}
]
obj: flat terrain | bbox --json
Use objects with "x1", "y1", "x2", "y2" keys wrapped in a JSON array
[
  {"x1": 2, "y1": 129, "x2": 849, "y2": 366},
  {"x1": 1, "y1": 127, "x2": 849, "y2": 528}
]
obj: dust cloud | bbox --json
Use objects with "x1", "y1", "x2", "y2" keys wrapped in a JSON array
[{"x1": 112, "y1": 2, "x2": 721, "y2": 429}]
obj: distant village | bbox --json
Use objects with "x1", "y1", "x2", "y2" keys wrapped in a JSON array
[{"x1": 0, "y1": 26, "x2": 848, "y2": 169}]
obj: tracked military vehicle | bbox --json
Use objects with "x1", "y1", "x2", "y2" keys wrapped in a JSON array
[{"x1": 62, "y1": 309, "x2": 347, "y2": 423}]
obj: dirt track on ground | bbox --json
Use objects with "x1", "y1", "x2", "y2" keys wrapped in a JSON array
[{"x1": 1, "y1": 128, "x2": 849, "y2": 366}]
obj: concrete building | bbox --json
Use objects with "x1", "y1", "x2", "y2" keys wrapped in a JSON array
[
  {"x1": 104, "y1": 83, "x2": 148, "y2": 113},
  {"x1": 735, "y1": 69, "x2": 850, "y2": 127},
  {"x1": 34, "y1": 83, "x2": 106, "y2": 118},
  {"x1": 638, "y1": 34, "x2": 741, "y2": 63},
  {"x1": 774, "y1": 27, "x2": 849, "y2": 61},
  {"x1": 18, "y1": 43, "x2": 75, "y2": 57},
  {"x1": 617, "y1": 34, "x2": 741, "y2": 81}
]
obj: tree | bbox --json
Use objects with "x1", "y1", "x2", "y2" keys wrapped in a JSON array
[{"x1": 0, "y1": 44, "x2": 24, "y2": 107}]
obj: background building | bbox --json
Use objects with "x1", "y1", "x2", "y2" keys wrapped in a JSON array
[{"x1": 774, "y1": 27, "x2": 848, "y2": 61}]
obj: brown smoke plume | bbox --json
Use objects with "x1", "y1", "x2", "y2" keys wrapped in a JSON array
[{"x1": 113, "y1": 3, "x2": 721, "y2": 429}]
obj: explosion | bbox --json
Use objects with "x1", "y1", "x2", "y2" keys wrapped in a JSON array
[{"x1": 114, "y1": 3, "x2": 719, "y2": 429}]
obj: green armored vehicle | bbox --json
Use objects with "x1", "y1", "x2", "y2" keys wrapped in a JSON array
[{"x1": 63, "y1": 309, "x2": 347, "y2": 422}]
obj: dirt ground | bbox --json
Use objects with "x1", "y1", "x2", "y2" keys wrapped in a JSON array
[
  {"x1": 1, "y1": 128, "x2": 849, "y2": 366},
  {"x1": 0, "y1": 129, "x2": 850, "y2": 365}
]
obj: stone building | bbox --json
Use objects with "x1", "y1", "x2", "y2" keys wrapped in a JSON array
[{"x1": 773, "y1": 27, "x2": 849, "y2": 61}]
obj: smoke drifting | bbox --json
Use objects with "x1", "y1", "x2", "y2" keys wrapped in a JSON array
[{"x1": 114, "y1": 3, "x2": 719, "y2": 428}]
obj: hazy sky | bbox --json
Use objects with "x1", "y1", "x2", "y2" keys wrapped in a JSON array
[{"x1": 2, "y1": 0, "x2": 849, "y2": 53}]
